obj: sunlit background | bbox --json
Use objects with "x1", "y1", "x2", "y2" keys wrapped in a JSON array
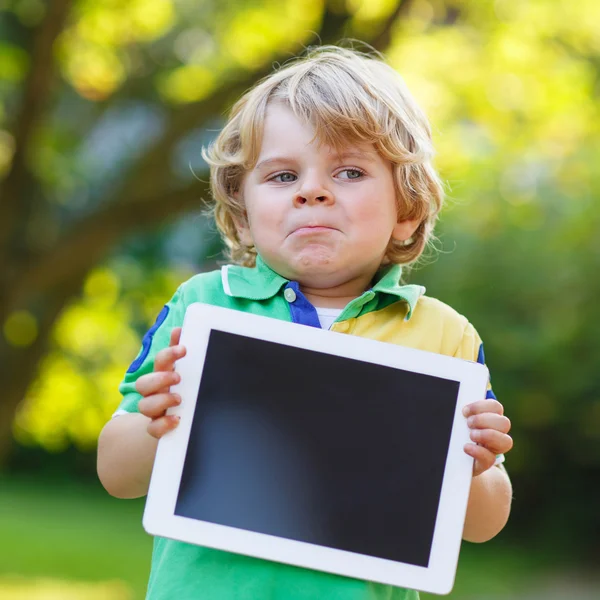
[{"x1": 1, "y1": 0, "x2": 599, "y2": 598}]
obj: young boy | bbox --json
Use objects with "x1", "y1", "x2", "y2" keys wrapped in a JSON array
[{"x1": 98, "y1": 46, "x2": 513, "y2": 600}]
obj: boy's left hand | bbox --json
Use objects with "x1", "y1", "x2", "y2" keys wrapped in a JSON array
[{"x1": 463, "y1": 399, "x2": 512, "y2": 477}]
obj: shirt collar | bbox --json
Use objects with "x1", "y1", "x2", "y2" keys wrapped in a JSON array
[
  {"x1": 221, "y1": 255, "x2": 288, "y2": 301},
  {"x1": 222, "y1": 256, "x2": 424, "y2": 319},
  {"x1": 370, "y1": 264, "x2": 425, "y2": 320}
]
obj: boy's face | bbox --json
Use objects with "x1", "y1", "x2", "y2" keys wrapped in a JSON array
[{"x1": 238, "y1": 102, "x2": 418, "y2": 294}]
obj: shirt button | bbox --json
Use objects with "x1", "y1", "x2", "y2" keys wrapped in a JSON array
[{"x1": 284, "y1": 288, "x2": 297, "y2": 303}]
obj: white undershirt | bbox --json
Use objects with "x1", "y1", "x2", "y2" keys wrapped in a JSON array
[{"x1": 315, "y1": 307, "x2": 343, "y2": 330}]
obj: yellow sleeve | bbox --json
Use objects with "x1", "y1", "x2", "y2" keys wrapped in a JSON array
[{"x1": 454, "y1": 321, "x2": 496, "y2": 400}]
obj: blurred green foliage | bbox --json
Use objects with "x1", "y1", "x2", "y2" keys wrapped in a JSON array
[
  {"x1": 13, "y1": 262, "x2": 191, "y2": 451},
  {"x1": 1, "y1": 0, "x2": 599, "y2": 579}
]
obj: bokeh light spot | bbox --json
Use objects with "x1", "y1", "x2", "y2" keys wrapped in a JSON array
[{"x1": 3, "y1": 311, "x2": 38, "y2": 348}]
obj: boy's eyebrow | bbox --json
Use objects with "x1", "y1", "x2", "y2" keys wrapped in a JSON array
[
  {"x1": 255, "y1": 151, "x2": 377, "y2": 170},
  {"x1": 335, "y1": 150, "x2": 378, "y2": 163},
  {"x1": 255, "y1": 156, "x2": 298, "y2": 170}
]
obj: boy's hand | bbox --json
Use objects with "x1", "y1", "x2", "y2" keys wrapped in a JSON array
[
  {"x1": 463, "y1": 399, "x2": 512, "y2": 477},
  {"x1": 135, "y1": 327, "x2": 186, "y2": 439}
]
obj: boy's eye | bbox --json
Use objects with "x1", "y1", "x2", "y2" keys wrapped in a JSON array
[
  {"x1": 271, "y1": 172, "x2": 297, "y2": 183},
  {"x1": 338, "y1": 168, "x2": 364, "y2": 180}
]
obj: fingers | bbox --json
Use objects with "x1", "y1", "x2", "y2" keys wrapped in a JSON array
[
  {"x1": 135, "y1": 370, "x2": 180, "y2": 397},
  {"x1": 463, "y1": 399, "x2": 504, "y2": 417},
  {"x1": 138, "y1": 391, "x2": 181, "y2": 419},
  {"x1": 464, "y1": 399, "x2": 513, "y2": 459},
  {"x1": 467, "y1": 412, "x2": 511, "y2": 434},
  {"x1": 139, "y1": 389, "x2": 182, "y2": 439},
  {"x1": 464, "y1": 443, "x2": 497, "y2": 477},
  {"x1": 133, "y1": 328, "x2": 186, "y2": 439},
  {"x1": 469, "y1": 428, "x2": 513, "y2": 454},
  {"x1": 147, "y1": 415, "x2": 180, "y2": 439},
  {"x1": 169, "y1": 327, "x2": 182, "y2": 347},
  {"x1": 154, "y1": 342, "x2": 186, "y2": 373}
]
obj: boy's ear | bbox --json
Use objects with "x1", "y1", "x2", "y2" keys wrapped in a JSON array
[
  {"x1": 391, "y1": 218, "x2": 421, "y2": 243},
  {"x1": 236, "y1": 219, "x2": 253, "y2": 246},
  {"x1": 232, "y1": 193, "x2": 253, "y2": 246},
  {"x1": 233, "y1": 212, "x2": 252, "y2": 246}
]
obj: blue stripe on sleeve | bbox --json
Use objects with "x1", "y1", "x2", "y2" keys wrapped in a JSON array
[
  {"x1": 126, "y1": 305, "x2": 170, "y2": 373},
  {"x1": 477, "y1": 342, "x2": 486, "y2": 365},
  {"x1": 477, "y1": 343, "x2": 497, "y2": 399}
]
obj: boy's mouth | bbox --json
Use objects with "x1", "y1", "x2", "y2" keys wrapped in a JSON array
[{"x1": 291, "y1": 225, "x2": 338, "y2": 236}]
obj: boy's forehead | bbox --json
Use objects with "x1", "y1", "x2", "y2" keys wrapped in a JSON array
[{"x1": 259, "y1": 102, "x2": 377, "y2": 159}]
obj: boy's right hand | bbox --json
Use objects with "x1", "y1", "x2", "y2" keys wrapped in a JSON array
[{"x1": 135, "y1": 327, "x2": 186, "y2": 439}]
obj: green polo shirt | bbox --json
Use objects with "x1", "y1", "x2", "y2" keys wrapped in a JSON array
[{"x1": 118, "y1": 256, "x2": 497, "y2": 600}]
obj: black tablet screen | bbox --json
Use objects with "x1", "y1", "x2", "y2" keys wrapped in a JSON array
[{"x1": 175, "y1": 329, "x2": 459, "y2": 568}]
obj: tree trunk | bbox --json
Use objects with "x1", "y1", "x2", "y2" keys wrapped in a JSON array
[{"x1": 0, "y1": 180, "x2": 208, "y2": 469}]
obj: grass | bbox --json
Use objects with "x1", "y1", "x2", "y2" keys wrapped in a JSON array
[
  {"x1": 0, "y1": 475, "x2": 595, "y2": 599},
  {"x1": 0, "y1": 475, "x2": 152, "y2": 598}
]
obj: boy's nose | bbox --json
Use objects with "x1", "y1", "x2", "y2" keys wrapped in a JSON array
[{"x1": 293, "y1": 183, "x2": 334, "y2": 207}]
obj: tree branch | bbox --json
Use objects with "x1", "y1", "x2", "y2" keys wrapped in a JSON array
[
  {"x1": 7, "y1": 178, "x2": 211, "y2": 310},
  {"x1": 0, "y1": 0, "x2": 74, "y2": 258}
]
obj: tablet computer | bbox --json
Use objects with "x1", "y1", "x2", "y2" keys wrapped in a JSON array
[{"x1": 143, "y1": 303, "x2": 489, "y2": 595}]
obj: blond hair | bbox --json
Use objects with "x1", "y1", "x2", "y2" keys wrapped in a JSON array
[{"x1": 202, "y1": 45, "x2": 444, "y2": 268}]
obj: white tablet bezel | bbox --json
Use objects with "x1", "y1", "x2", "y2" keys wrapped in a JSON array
[{"x1": 143, "y1": 303, "x2": 489, "y2": 595}]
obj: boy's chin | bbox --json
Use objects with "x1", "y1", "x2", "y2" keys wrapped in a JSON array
[
  {"x1": 285, "y1": 260, "x2": 365, "y2": 292},
  {"x1": 263, "y1": 249, "x2": 378, "y2": 291},
  {"x1": 280, "y1": 250, "x2": 343, "y2": 278}
]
